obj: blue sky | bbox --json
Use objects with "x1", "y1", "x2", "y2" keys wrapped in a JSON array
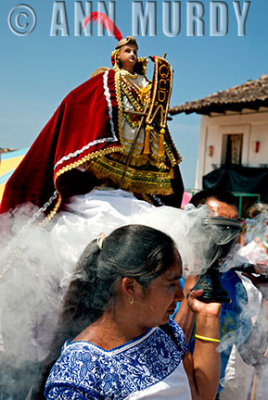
[{"x1": 1, "y1": 0, "x2": 267, "y2": 188}]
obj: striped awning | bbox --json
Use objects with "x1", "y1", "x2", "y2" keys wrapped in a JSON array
[{"x1": 0, "y1": 148, "x2": 29, "y2": 203}]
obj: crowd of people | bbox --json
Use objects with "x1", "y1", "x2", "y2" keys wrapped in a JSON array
[
  {"x1": 0, "y1": 14, "x2": 268, "y2": 400},
  {"x1": 174, "y1": 189, "x2": 268, "y2": 400}
]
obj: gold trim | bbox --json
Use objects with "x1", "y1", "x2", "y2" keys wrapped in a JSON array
[
  {"x1": 107, "y1": 151, "x2": 169, "y2": 169},
  {"x1": 54, "y1": 146, "x2": 122, "y2": 180},
  {"x1": 139, "y1": 57, "x2": 149, "y2": 75},
  {"x1": 145, "y1": 56, "x2": 173, "y2": 130},
  {"x1": 120, "y1": 69, "x2": 138, "y2": 80},
  {"x1": 122, "y1": 138, "x2": 144, "y2": 147},
  {"x1": 124, "y1": 112, "x2": 140, "y2": 129},
  {"x1": 89, "y1": 156, "x2": 175, "y2": 195},
  {"x1": 43, "y1": 146, "x2": 123, "y2": 223},
  {"x1": 121, "y1": 75, "x2": 141, "y2": 96},
  {"x1": 42, "y1": 193, "x2": 62, "y2": 225},
  {"x1": 165, "y1": 129, "x2": 182, "y2": 166},
  {"x1": 90, "y1": 67, "x2": 110, "y2": 79},
  {"x1": 111, "y1": 49, "x2": 120, "y2": 73},
  {"x1": 121, "y1": 83, "x2": 144, "y2": 112}
]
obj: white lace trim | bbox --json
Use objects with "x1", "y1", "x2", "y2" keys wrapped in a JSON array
[
  {"x1": 54, "y1": 71, "x2": 118, "y2": 171},
  {"x1": 103, "y1": 70, "x2": 117, "y2": 140}
]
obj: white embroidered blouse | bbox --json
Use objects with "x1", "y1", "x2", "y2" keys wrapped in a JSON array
[{"x1": 45, "y1": 320, "x2": 191, "y2": 399}]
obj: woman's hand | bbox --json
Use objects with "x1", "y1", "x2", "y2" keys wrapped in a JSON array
[
  {"x1": 187, "y1": 289, "x2": 221, "y2": 318},
  {"x1": 186, "y1": 289, "x2": 221, "y2": 400}
]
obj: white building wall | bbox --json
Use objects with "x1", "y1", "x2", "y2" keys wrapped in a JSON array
[{"x1": 195, "y1": 112, "x2": 268, "y2": 189}]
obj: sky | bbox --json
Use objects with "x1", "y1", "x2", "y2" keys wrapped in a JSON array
[{"x1": 1, "y1": 0, "x2": 267, "y2": 189}]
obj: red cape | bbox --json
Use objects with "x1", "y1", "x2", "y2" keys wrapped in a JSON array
[{"x1": 0, "y1": 70, "x2": 122, "y2": 218}]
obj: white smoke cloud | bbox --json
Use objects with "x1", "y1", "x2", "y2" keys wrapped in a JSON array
[{"x1": 1, "y1": 189, "x2": 265, "y2": 397}]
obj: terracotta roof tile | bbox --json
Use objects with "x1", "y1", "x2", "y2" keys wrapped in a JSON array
[
  {"x1": 170, "y1": 74, "x2": 268, "y2": 115},
  {"x1": 0, "y1": 148, "x2": 16, "y2": 154}
]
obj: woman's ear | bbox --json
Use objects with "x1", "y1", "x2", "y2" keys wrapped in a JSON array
[{"x1": 121, "y1": 277, "x2": 139, "y2": 297}]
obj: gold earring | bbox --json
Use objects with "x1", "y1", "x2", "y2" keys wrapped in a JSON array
[{"x1": 128, "y1": 297, "x2": 134, "y2": 305}]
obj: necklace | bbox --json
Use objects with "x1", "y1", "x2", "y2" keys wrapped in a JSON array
[{"x1": 120, "y1": 69, "x2": 138, "y2": 80}]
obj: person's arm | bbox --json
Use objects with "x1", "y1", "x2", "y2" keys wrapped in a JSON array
[
  {"x1": 173, "y1": 276, "x2": 198, "y2": 343},
  {"x1": 183, "y1": 289, "x2": 221, "y2": 400}
]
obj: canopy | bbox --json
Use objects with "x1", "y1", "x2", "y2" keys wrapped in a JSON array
[{"x1": 203, "y1": 165, "x2": 268, "y2": 203}]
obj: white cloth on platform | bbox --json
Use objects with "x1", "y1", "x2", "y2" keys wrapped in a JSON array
[
  {"x1": 50, "y1": 188, "x2": 208, "y2": 279},
  {"x1": 1, "y1": 188, "x2": 208, "y2": 363},
  {"x1": 0, "y1": 188, "x2": 208, "y2": 399}
]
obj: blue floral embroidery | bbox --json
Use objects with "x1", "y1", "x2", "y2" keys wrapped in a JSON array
[{"x1": 45, "y1": 320, "x2": 186, "y2": 399}]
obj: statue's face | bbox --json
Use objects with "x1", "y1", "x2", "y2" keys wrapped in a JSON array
[{"x1": 118, "y1": 44, "x2": 138, "y2": 72}]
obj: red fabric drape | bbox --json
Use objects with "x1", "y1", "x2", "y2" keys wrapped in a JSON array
[{"x1": 0, "y1": 70, "x2": 121, "y2": 216}]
